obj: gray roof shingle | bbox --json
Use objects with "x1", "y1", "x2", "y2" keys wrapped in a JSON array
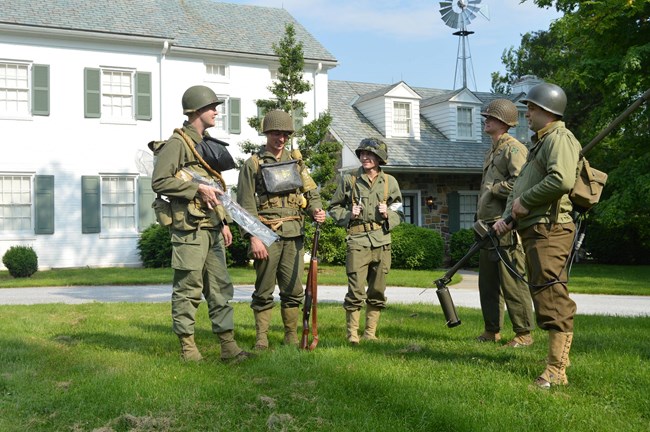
[
  {"x1": 329, "y1": 80, "x2": 516, "y2": 172},
  {"x1": 0, "y1": 0, "x2": 336, "y2": 62}
]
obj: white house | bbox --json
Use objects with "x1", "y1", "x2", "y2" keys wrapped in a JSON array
[{"x1": 0, "y1": 0, "x2": 337, "y2": 269}]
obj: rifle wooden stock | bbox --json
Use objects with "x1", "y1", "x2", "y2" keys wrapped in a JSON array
[{"x1": 300, "y1": 223, "x2": 321, "y2": 350}]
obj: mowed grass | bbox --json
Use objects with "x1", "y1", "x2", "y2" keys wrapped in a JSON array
[
  {"x1": 0, "y1": 302, "x2": 648, "y2": 431},
  {"x1": 1, "y1": 263, "x2": 650, "y2": 296}
]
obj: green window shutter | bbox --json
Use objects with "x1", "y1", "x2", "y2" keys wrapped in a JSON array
[
  {"x1": 32, "y1": 65, "x2": 50, "y2": 116},
  {"x1": 138, "y1": 176, "x2": 155, "y2": 231},
  {"x1": 229, "y1": 98, "x2": 241, "y2": 134},
  {"x1": 84, "y1": 68, "x2": 101, "y2": 118},
  {"x1": 447, "y1": 191, "x2": 460, "y2": 233},
  {"x1": 34, "y1": 175, "x2": 55, "y2": 234},
  {"x1": 257, "y1": 106, "x2": 266, "y2": 136},
  {"x1": 81, "y1": 176, "x2": 101, "y2": 233},
  {"x1": 135, "y1": 71, "x2": 152, "y2": 121},
  {"x1": 292, "y1": 106, "x2": 303, "y2": 132}
]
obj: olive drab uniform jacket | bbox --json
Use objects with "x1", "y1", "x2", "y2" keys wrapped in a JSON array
[
  {"x1": 504, "y1": 121, "x2": 581, "y2": 230},
  {"x1": 477, "y1": 133, "x2": 528, "y2": 222},
  {"x1": 328, "y1": 167, "x2": 404, "y2": 247},
  {"x1": 151, "y1": 122, "x2": 229, "y2": 231},
  {"x1": 237, "y1": 148, "x2": 322, "y2": 239}
]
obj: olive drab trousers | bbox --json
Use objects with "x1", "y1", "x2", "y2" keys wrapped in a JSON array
[
  {"x1": 478, "y1": 238, "x2": 534, "y2": 334},
  {"x1": 171, "y1": 228, "x2": 235, "y2": 335},
  {"x1": 344, "y1": 243, "x2": 391, "y2": 310},
  {"x1": 519, "y1": 222, "x2": 577, "y2": 332},
  {"x1": 251, "y1": 237, "x2": 305, "y2": 311}
]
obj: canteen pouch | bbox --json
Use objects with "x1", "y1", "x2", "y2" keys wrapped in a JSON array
[
  {"x1": 569, "y1": 156, "x2": 608, "y2": 211},
  {"x1": 152, "y1": 197, "x2": 173, "y2": 227},
  {"x1": 260, "y1": 159, "x2": 303, "y2": 194}
]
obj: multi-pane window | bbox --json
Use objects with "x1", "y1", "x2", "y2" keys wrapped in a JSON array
[
  {"x1": 0, "y1": 175, "x2": 32, "y2": 232},
  {"x1": 393, "y1": 102, "x2": 411, "y2": 135},
  {"x1": 206, "y1": 63, "x2": 228, "y2": 82},
  {"x1": 457, "y1": 107, "x2": 473, "y2": 138},
  {"x1": 0, "y1": 63, "x2": 29, "y2": 116},
  {"x1": 514, "y1": 110, "x2": 530, "y2": 144},
  {"x1": 214, "y1": 97, "x2": 228, "y2": 133},
  {"x1": 101, "y1": 70, "x2": 133, "y2": 120},
  {"x1": 401, "y1": 194, "x2": 416, "y2": 224},
  {"x1": 101, "y1": 176, "x2": 136, "y2": 231},
  {"x1": 459, "y1": 191, "x2": 478, "y2": 229}
]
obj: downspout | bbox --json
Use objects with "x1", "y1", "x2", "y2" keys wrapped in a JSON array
[
  {"x1": 159, "y1": 40, "x2": 170, "y2": 139},
  {"x1": 313, "y1": 62, "x2": 322, "y2": 118}
]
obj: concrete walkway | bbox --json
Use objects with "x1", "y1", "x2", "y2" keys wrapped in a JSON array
[{"x1": 1, "y1": 270, "x2": 648, "y2": 317}]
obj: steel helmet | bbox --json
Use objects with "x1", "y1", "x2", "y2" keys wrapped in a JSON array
[
  {"x1": 480, "y1": 99, "x2": 518, "y2": 127},
  {"x1": 262, "y1": 110, "x2": 295, "y2": 134},
  {"x1": 182, "y1": 85, "x2": 222, "y2": 114},
  {"x1": 355, "y1": 138, "x2": 388, "y2": 165},
  {"x1": 520, "y1": 83, "x2": 567, "y2": 117}
]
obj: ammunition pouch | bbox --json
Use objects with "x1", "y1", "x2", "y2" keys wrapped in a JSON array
[
  {"x1": 260, "y1": 160, "x2": 303, "y2": 194},
  {"x1": 152, "y1": 196, "x2": 172, "y2": 227},
  {"x1": 569, "y1": 156, "x2": 607, "y2": 212},
  {"x1": 348, "y1": 221, "x2": 383, "y2": 234},
  {"x1": 257, "y1": 192, "x2": 302, "y2": 210}
]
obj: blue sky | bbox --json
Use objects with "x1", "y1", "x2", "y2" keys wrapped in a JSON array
[{"x1": 223, "y1": 0, "x2": 562, "y2": 92}]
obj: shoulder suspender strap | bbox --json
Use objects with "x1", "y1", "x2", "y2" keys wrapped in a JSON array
[{"x1": 174, "y1": 128, "x2": 226, "y2": 190}]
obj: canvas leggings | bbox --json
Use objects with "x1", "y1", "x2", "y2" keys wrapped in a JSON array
[
  {"x1": 344, "y1": 243, "x2": 391, "y2": 311},
  {"x1": 519, "y1": 222, "x2": 577, "y2": 333},
  {"x1": 170, "y1": 228, "x2": 235, "y2": 335},
  {"x1": 251, "y1": 237, "x2": 305, "y2": 311},
  {"x1": 478, "y1": 240, "x2": 534, "y2": 334}
]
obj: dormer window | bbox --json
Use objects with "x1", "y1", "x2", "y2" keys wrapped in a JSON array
[
  {"x1": 457, "y1": 106, "x2": 473, "y2": 139},
  {"x1": 393, "y1": 101, "x2": 411, "y2": 136}
]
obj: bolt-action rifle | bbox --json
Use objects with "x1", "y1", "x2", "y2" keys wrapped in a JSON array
[{"x1": 300, "y1": 223, "x2": 321, "y2": 350}]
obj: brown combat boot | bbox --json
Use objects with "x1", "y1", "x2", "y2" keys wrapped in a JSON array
[
  {"x1": 280, "y1": 307, "x2": 300, "y2": 346},
  {"x1": 346, "y1": 309, "x2": 361, "y2": 345},
  {"x1": 361, "y1": 305, "x2": 382, "y2": 341},
  {"x1": 502, "y1": 331, "x2": 533, "y2": 348},
  {"x1": 535, "y1": 330, "x2": 573, "y2": 388},
  {"x1": 218, "y1": 330, "x2": 253, "y2": 363},
  {"x1": 253, "y1": 309, "x2": 273, "y2": 350},
  {"x1": 178, "y1": 334, "x2": 203, "y2": 362},
  {"x1": 476, "y1": 331, "x2": 501, "y2": 342}
]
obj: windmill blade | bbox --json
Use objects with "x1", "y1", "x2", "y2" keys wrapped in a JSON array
[
  {"x1": 439, "y1": 1, "x2": 459, "y2": 29},
  {"x1": 479, "y1": 4, "x2": 490, "y2": 20}
]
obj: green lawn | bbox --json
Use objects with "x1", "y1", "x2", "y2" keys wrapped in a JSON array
[
  {"x1": 1, "y1": 263, "x2": 649, "y2": 295},
  {"x1": 0, "y1": 302, "x2": 648, "y2": 431}
]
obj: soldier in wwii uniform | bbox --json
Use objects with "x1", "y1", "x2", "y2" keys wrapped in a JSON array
[
  {"x1": 152, "y1": 85, "x2": 252, "y2": 362},
  {"x1": 494, "y1": 83, "x2": 581, "y2": 388},
  {"x1": 328, "y1": 138, "x2": 404, "y2": 345},
  {"x1": 237, "y1": 110, "x2": 326, "y2": 350},
  {"x1": 476, "y1": 99, "x2": 535, "y2": 347}
]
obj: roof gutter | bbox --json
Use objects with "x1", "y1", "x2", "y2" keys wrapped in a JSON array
[
  {"x1": 382, "y1": 166, "x2": 482, "y2": 175},
  {"x1": 0, "y1": 23, "x2": 168, "y2": 45}
]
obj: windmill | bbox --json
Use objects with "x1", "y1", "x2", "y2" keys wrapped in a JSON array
[{"x1": 439, "y1": 0, "x2": 489, "y2": 90}]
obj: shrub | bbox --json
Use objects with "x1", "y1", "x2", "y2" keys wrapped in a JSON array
[
  {"x1": 449, "y1": 228, "x2": 479, "y2": 268},
  {"x1": 226, "y1": 223, "x2": 250, "y2": 267},
  {"x1": 2, "y1": 245, "x2": 38, "y2": 278},
  {"x1": 304, "y1": 219, "x2": 348, "y2": 265},
  {"x1": 390, "y1": 223, "x2": 444, "y2": 270},
  {"x1": 584, "y1": 221, "x2": 650, "y2": 264},
  {"x1": 138, "y1": 224, "x2": 172, "y2": 268}
]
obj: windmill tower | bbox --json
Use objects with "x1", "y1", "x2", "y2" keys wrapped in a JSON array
[{"x1": 439, "y1": 0, "x2": 489, "y2": 90}]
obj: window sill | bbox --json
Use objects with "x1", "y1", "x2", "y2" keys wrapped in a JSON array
[
  {"x1": 0, "y1": 233, "x2": 36, "y2": 241},
  {"x1": 99, "y1": 231, "x2": 139, "y2": 239}
]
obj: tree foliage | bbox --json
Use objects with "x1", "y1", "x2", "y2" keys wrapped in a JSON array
[
  {"x1": 240, "y1": 23, "x2": 341, "y2": 203},
  {"x1": 493, "y1": 0, "x2": 650, "y2": 262}
]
